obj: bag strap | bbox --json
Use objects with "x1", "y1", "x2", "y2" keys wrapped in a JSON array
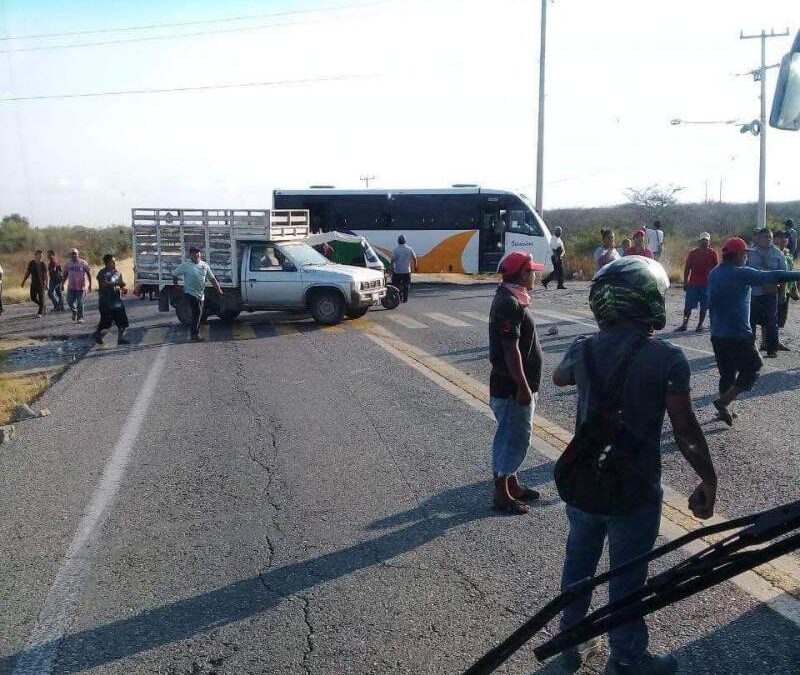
[{"x1": 583, "y1": 334, "x2": 649, "y2": 409}]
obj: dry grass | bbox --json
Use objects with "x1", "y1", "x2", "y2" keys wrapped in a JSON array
[
  {"x1": 0, "y1": 371, "x2": 53, "y2": 425},
  {"x1": 1, "y1": 255, "x2": 134, "y2": 305}
]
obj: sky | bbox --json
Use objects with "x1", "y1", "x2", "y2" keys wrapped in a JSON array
[{"x1": 0, "y1": 0, "x2": 797, "y2": 227}]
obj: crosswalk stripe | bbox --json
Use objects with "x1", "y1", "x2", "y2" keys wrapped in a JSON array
[
  {"x1": 386, "y1": 314, "x2": 428, "y2": 329},
  {"x1": 273, "y1": 323, "x2": 302, "y2": 336},
  {"x1": 424, "y1": 312, "x2": 470, "y2": 327},
  {"x1": 459, "y1": 311, "x2": 489, "y2": 323},
  {"x1": 232, "y1": 323, "x2": 257, "y2": 340},
  {"x1": 139, "y1": 326, "x2": 168, "y2": 346}
]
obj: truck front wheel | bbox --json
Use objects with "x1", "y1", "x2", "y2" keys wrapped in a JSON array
[
  {"x1": 309, "y1": 290, "x2": 345, "y2": 325},
  {"x1": 345, "y1": 306, "x2": 370, "y2": 319}
]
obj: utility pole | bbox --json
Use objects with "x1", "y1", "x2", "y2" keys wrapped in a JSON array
[
  {"x1": 740, "y1": 28, "x2": 790, "y2": 228},
  {"x1": 534, "y1": 0, "x2": 547, "y2": 216},
  {"x1": 360, "y1": 174, "x2": 376, "y2": 189}
]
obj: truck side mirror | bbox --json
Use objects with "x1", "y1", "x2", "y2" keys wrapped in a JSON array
[{"x1": 770, "y1": 30, "x2": 800, "y2": 130}]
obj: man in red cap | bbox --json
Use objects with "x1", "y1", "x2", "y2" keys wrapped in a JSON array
[
  {"x1": 708, "y1": 237, "x2": 800, "y2": 425},
  {"x1": 624, "y1": 230, "x2": 654, "y2": 259},
  {"x1": 488, "y1": 251, "x2": 545, "y2": 514}
]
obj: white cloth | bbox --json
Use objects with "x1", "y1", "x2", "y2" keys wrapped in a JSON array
[
  {"x1": 593, "y1": 246, "x2": 620, "y2": 269},
  {"x1": 550, "y1": 236, "x2": 564, "y2": 254},
  {"x1": 646, "y1": 228, "x2": 664, "y2": 252}
]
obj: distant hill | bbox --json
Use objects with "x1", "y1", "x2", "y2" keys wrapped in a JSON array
[{"x1": 544, "y1": 200, "x2": 800, "y2": 239}]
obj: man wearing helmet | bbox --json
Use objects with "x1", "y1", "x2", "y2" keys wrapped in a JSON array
[
  {"x1": 552, "y1": 256, "x2": 717, "y2": 675},
  {"x1": 708, "y1": 237, "x2": 800, "y2": 426},
  {"x1": 488, "y1": 252, "x2": 544, "y2": 515}
]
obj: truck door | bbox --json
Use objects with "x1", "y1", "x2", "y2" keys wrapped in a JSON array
[{"x1": 245, "y1": 244, "x2": 304, "y2": 307}]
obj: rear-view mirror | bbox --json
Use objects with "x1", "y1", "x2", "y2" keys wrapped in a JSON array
[{"x1": 770, "y1": 30, "x2": 800, "y2": 130}]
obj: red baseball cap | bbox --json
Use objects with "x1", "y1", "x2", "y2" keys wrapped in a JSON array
[
  {"x1": 721, "y1": 237, "x2": 748, "y2": 255},
  {"x1": 497, "y1": 251, "x2": 545, "y2": 277},
  {"x1": 632, "y1": 229, "x2": 646, "y2": 238}
]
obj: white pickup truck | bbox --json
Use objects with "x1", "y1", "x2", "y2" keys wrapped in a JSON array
[{"x1": 132, "y1": 208, "x2": 386, "y2": 325}]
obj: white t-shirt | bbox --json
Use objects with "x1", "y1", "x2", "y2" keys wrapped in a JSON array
[
  {"x1": 550, "y1": 236, "x2": 564, "y2": 254},
  {"x1": 646, "y1": 228, "x2": 664, "y2": 252},
  {"x1": 593, "y1": 246, "x2": 620, "y2": 269}
]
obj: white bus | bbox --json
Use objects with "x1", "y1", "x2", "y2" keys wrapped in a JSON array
[{"x1": 272, "y1": 186, "x2": 552, "y2": 274}]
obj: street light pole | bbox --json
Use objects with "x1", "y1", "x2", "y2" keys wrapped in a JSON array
[
  {"x1": 740, "y1": 28, "x2": 790, "y2": 228},
  {"x1": 534, "y1": 0, "x2": 547, "y2": 216}
]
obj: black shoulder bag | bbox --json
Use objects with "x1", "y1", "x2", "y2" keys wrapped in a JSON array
[{"x1": 553, "y1": 335, "x2": 650, "y2": 516}]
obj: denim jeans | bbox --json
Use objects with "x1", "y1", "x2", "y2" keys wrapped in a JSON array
[
  {"x1": 489, "y1": 395, "x2": 535, "y2": 476},
  {"x1": 67, "y1": 289, "x2": 86, "y2": 320},
  {"x1": 48, "y1": 282, "x2": 64, "y2": 310},
  {"x1": 559, "y1": 495, "x2": 662, "y2": 664}
]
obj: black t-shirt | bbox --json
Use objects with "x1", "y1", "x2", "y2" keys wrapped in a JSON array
[
  {"x1": 489, "y1": 286, "x2": 543, "y2": 397},
  {"x1": 26, "y1": 260, "x2": 47, "y2": 287},
  {"x1": 97, "y1": 269, "x2": 125, "y2": 310}
]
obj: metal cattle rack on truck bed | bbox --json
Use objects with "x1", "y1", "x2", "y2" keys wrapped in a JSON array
[{"x1": 132, "y1": 208, "x2": 310, "y2": 288}]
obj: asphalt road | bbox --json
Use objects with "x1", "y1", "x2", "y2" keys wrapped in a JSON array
[{"x1": 1, "y1": 283, "x2": 799, "y2": 674}]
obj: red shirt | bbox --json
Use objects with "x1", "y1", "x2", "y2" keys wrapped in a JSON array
[
  {"x1": 685, "y1": 247, "x2": 718, "y2": 287},
  {"x1": 624, "y1": 246, "x2": 654, "y2": 259}
]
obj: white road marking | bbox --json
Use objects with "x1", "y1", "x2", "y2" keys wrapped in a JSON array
[
  {"x1": 364, "y1": 324, "x2": 800, "y2": 628},
  {"x1": 459, "y1": 311, "x2": 489, "y2": 323},
  {"x1": 13, "y1": 344, "x2": 170, "y2": 675},
  {"x1": 385, "y1": 314, "x2": 428, "y2": 329},
  {"x1": 424, "y1": 312, "x2": 471, "y2": 327}
]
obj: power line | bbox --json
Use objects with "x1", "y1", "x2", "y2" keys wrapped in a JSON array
[
  {"x1": 0, "y1": 0, "x2": 387, "y2": 41},
  {"x1": 0, "y1": 72, "x2": 374, "y2": 102},
  {"x1": 0, "y1": 7, "x2": 381, "y2": 54}
]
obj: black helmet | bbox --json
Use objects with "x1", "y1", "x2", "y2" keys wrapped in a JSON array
[{"x1": 589, "y1": 256, "x2": 670, "y2": 330}]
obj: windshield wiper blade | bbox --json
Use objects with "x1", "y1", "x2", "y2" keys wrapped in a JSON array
[{"x1": 462, "y1": 499, "x2": 800, "y2": 675}]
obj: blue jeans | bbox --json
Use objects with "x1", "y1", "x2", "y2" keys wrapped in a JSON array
[
  {"x1": 750, "y1": 293, "x2": 779, "y2": 352},
  {"x1": 559, "y1": 496, "x2": 662, "y2": 664},
  {"x1": 67, "y1": 289, "x2": 86, "y2": 320},
  {"x1": 489, "y1": 395, "x2": 534, "y2": 476},
  {"x1": 48, "y1": 282, "x2": 64, "y2": 310}
]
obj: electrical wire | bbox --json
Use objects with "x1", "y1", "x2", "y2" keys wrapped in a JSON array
[
  {"x1": 0, "y1": 72, "x2": 375, "y2": 102},
  {"x1": 0, "y1": 0, "x2": 389, "y2": 41},
  {"x1": 0, "y1": 6, "x2": 382, "y2": 54}
]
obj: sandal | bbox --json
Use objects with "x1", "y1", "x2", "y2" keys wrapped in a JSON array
[{"x1": 507, "y1": 474, "x2": 541, "y2": 502}]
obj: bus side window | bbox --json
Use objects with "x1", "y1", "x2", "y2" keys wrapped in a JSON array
[{"x1": 378, "y1": 212, "x2": 393, "y2": 228}]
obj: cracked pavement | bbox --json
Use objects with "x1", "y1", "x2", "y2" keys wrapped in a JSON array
[{"x1": 2, "y1": 287, "x2": 799, "y2": 674}]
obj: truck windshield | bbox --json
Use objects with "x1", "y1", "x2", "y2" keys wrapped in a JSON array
[{"x1": 280, "y1": 243, "x2": 330, "y2": 267}]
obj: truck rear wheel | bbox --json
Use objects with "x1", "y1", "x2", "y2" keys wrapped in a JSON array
[
  {"x1": 345, "y1": 306, "x2": 370, "y2": 319},
  {"x1": 309, "y1": 290, "x2": 345, "y2": 325}
]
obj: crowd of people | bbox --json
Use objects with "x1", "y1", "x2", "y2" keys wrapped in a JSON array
[{"x1": 486, "y1": 222, "x2": 800, "y2": 674}]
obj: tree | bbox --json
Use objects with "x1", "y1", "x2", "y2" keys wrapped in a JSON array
[
  {"x1": 623, "y1": 184, "x2": 684, "y2": 228},
  {"x1": 0, "y1": 213, "x2": 32, "y2": 253}
]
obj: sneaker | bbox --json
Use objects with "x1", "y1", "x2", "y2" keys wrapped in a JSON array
[
  {"x1": 713, "y1": 399, "x2": 733, "y2": 427},
  {"x1": 93, "y1": 332, "x2": 103, "y2": 345},
  {"x1": 558, "y1": 636, "x2": 604, "y2": 672},
  {"x1": 36, "y1": 314, "x2": 42, "y2": 318},
  {"x1": 605, "y1": 652, "x2": 677, "y2": 675},
  {"x1": 191, "y1": 334, "x2": 206, "y2": 342},
  {"x1": 71, "y1": 309, "x2": 77, "y2": 321},
  {"x1": 77, "y1": 318, "x2": 84, "y2": 324}
]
